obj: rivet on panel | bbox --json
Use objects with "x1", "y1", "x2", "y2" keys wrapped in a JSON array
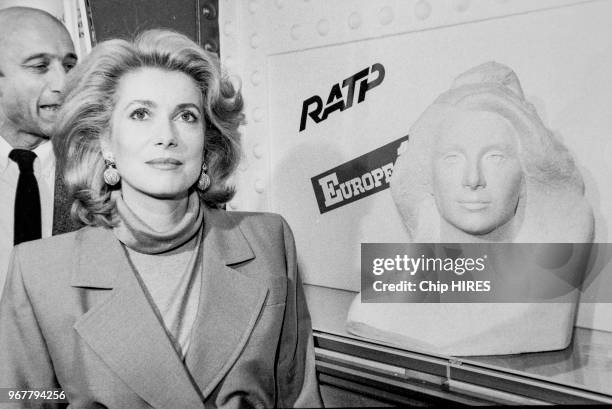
[
  {"x1": 348, "y1": 12, "x2": 362, "y2": 29},
  {"x1": 248, "y1": 0, "x2": 258, "y2": 14},
  {"x1": 202, "y1": 4, "x2": 217, "y2": 19},
  {"x1": 229, "y1": 200, "x2": 239, "y2": 210},
  {"x1": 454, "y1": 0, "x2": 470, "y2": 12},
  {"x1": 204, "y1": 40, "x2": 218, "y2": 53},
  {"x1": 290, "y1": 24, "x2": 302, "y2": 40},
  {"x1": 317, "y1": 19, "x2": 330, "y2": 36},
  {"x1": 378, "y1": 6, "x2": 394, "y2": 25},
  {"x1": 253, "y1": 144, "x2": 264, "y2": 159},
  {"x1": 253, "y1": 107, "x2": 264, "y2": 122},
  {"x1": 223, "y1": 21, "x2": 233, "y2": 37},
  {"x1": 239, "y1": 159, "x2": 249, "y2": 172},
  {"x1": 251, "y1": 70, "x2": 262, "y2": 86},
  {"x1": 250, "y1": 33, "x2": 260, "y2": 49},
  {"x1": 254, "y1": 179, "x2": 265, "y2": 193},
  {"x1": 415, "y1": 0, "x2": 432, "y2": 20}
]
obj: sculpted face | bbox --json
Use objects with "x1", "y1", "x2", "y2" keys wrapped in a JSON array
[
  {"x1": 106, "y1": 67, "x2": 205, "y2": 206},
  {"x1": 0, "y1": 11, "x2": 76, "y2": 148},
  {"x1": 432, "y1": 110, "x2": 523, "y2": 236}
]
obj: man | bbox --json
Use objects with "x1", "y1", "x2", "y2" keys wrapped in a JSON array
[{"x1": 0, "y1": 7, "x2": 79, "y2": 292}]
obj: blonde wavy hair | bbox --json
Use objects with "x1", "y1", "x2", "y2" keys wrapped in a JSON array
[{"x1": 53, "y1": 29, "x2": 244, "y2": 227}]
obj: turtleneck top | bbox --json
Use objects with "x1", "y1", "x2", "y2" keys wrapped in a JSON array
[{"x1": 112, "y1": 191, "x2": 204, "y2": 359}]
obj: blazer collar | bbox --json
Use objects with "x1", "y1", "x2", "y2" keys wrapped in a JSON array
[
  {"x1": 70, "y1": 207, "x2": 266, "y2": 408},
  {"x1": 184, "y1": 207, "x2": 268, "y2": 398}
]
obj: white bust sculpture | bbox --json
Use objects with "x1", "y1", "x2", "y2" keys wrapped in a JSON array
[{"x1": 346, "y1": 62, "x2": 593, "y2": 356}]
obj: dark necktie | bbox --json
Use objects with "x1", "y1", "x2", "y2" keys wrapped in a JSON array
[{"x1": 9, "y1": 149, "x2": 41, "y2": 245}]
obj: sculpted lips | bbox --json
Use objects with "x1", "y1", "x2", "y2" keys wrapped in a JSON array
[
  {"x1": 145, "y1": 157, "x2": 183, "y2": 170},
  {"x1": 458, "y1": 200, "x2": 490, "y2": 211}
]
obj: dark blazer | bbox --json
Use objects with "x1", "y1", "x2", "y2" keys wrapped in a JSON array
[
  {"x1": 0, "y1": 207, "x2": 322, "y2": 408},
  {"x1": 51, "y1": 168, "x2": 81, "y2": 235}
]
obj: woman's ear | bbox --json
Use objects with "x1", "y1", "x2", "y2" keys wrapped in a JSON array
[{"x1": 99, "y1": 132, "x2": 111, "y2": 155}]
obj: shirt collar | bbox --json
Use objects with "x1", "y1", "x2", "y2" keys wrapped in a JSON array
[
  {"x1": 33, "y1": 139, "x2": 55, "y2": 175},
  {"x1": 0, "y1": 136, "x2": 12, "y2": 172},
  {"x1": 0, "y1": 136, "x2": 55, "y2": 174}
]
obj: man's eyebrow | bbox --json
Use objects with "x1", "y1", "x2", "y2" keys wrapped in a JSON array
[
  {"x1": 22, "y1": 53, "x2": 50, "y2": 64},
  {"x1": 22, "y1": 52, "x2": 78, "y2": 64}
]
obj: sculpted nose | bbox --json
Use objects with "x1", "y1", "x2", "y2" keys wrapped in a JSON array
[{"x1": 462, "y1": 158, "x2": 485, "y2": 189}]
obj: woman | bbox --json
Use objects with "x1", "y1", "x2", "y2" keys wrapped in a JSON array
[{"x1": 0, "y1": 30, "x2": 322, "y2": 408}]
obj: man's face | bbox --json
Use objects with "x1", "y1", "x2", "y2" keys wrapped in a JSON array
[{"x1": 0, "y1": 17, "x2": 76, "y2": 146}]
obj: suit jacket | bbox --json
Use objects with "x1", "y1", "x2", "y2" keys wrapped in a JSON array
[
  {"x1": 51, "y1": 166, "x2": 81, "y2": 235},
  {"x1": 0, "y1": 207, "x2": 322, "y2": 408}
]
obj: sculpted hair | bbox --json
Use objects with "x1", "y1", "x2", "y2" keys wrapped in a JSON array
[{"x1": 54, "y1": 29, "x2": 244, "y2": 227}]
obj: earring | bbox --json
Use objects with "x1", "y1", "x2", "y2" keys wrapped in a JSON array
[
  {"x1": 102, "y1": 151, "x2": 120, "y2": 186},
  {"x1": 197, "y1": 162, "x2": 211, "y2": 191}
]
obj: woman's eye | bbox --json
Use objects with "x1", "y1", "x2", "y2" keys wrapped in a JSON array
[
  {"x1": 177, "y1": 111, "x2": 198, "y2": 123},
  {"x1": 129, "y1": 108, "x2": 150, "y2": 121}
]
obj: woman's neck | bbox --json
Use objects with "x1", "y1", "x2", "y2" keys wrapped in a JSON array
[{"x1": 121, "y1": 189, "x2": 189, "y2": 233}]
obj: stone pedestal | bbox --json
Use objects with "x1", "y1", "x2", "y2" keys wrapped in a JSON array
[{"x1": 346, "y1": 299, "x2": 579, "y2": 356}]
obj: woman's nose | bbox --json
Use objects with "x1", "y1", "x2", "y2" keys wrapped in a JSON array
[
  {"x1": 462, "y1": 158, "x2": 486, "y2": 189},
  {"x1": 155, "y1": 120, "x2": 178, "y2": 147}
]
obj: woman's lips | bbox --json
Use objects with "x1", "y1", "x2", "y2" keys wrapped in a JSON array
[{"x1": 145, "y1": 158, "x2": 183, "y2": 170}]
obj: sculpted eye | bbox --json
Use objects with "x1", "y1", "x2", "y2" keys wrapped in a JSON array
[
  {"x1": 129, "y1": 108, "x2": 150, "y2": 121},
  {"x1": 443, "y1": 153, "x2": 461, "y2": 164},
  {"x1": 486, "y1": 152, "x2": 505, "y2": 163}
]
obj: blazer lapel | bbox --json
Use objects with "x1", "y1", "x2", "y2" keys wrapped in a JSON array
[
  {"x1": 71, "y1": 227, "x2": 205, "y2": 409},
  {"x1": 185, "y1": 208, "x2": 268, "y2": 399}
]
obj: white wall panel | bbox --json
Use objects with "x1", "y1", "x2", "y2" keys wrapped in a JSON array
[{"x1": 220, "y1": 0, "x2": 612, "y2": 330}]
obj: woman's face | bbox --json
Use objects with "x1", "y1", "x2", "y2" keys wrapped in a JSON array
[
  {"x1": 106, "y1": 67, "x2": 205, "y2": 203},
  {"x1": 431, "y1": 110, "x2": 523, "y2": 235}
]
